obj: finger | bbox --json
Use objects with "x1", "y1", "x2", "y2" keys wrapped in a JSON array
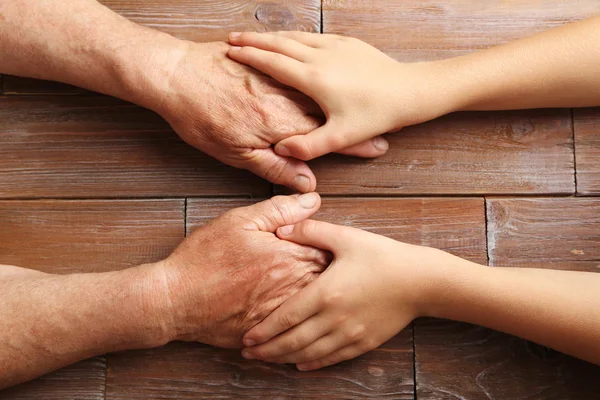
[
  {"x1": 276, "y1": 219, "x2": 349, "y2": 253},
  {"x1": 229, "y1": 32, "x2": 314, "y2": 62},
  {"x1": 266, "y1": 31, "x2": 327, "y2": 48},
  {"x1": 228, "y1": 46, "x2": 309, "y2": 90},
  {"x1": 275, "y1": 121, "x2": 368, "y2": 161},
  {"x1": 243, "y1": 278, "x2": 323, "y2": 346},
  {"x1": 242, "y1": 148, "x2": 316, "y2": 193},
  {"x1": 268, "y1": 326, "x2": 356, "y2": 364},
  {"x1": 242, "y1": 315, "x2": 331, "y2": 360},
  {"x1": 238, "y1": 193, "x2": 321, "y2": 233},
  {"x1": 296, "y1": 343, "x2": 365, "y2": 371},
  {"x1": 336, "y1": 136, "x2": 389, "y2": 158}
]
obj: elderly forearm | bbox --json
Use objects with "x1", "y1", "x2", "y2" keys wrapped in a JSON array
[
  {"x1": 421, "y1": 258, "x2": 600, "y2": 364},
  {"x1": 0, "y1": 263, "x2": 171, "y2": 389},
  {"x1": 427, "y1": 15, "x2": 600, "y2": 112},
  {"x1": 0, "y1": 0, "x2": 186, "y2": 110}
]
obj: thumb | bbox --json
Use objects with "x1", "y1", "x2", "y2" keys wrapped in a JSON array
[
  {"x1": 240, "y1": 193, "x2": 321, "y2": 233},
  {"x1": 275, "y1": 120, "x2": 371, "y2": 161},
  {"x1": 242, "y1": 148, "x2": 316, "y2": 193},
  {"x1": 276, "y1": 220, "x2": 348, "y2": 252}
]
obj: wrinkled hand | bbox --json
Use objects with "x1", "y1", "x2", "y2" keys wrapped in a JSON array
[
  {"x1": 241, "y1": 219, "x2": 451, "y2": 370},
  {"x1": 228, "y1": 31, "x2": 446, "y2": 160},
  {"x1": 156, "y1": 41, "x2": 388, "y2": 192},
  {"x1": 151, "y1": 193, "x2": 330, "y2": 348}
]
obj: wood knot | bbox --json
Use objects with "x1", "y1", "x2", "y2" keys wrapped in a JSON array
[{"x1": 254, "y1": 3, "x2": 295, "y2": 27}]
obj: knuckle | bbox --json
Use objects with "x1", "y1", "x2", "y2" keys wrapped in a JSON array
[
  {"x1": 347, "y1": 325, "x2": 366, "y2": 341},
  {"x1": 269, "y1": 196, "x2": 295, "y2": 224},
  {"x1": 322, "y1": 292, "x2": 343, "y2": 308},
  {"x1": 263, "y1": 159, "x2": 289, "y2": 184},
  {"x1": 283, "y1": 336, "x2": 302, "y2": 352},
  {"x1": 277, "y1": 311, "x2": 297, "y2": 330}
]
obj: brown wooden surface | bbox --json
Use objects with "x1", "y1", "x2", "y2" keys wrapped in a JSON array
[
  {"x1": 2, "y1": 0, "x2": 600, "y2": 399},
  {"x1": 487, "y1": 198, "x2": 600, "y2": 271},
  {"x1": 0, "y1": 96, "x2": 268, "y2": 198},
  {"x1": 301, "y1": 110, "x2": 575, "y2": 195},
  {"x1": 415, "y1": 318, "x2": 600, "y2": 400},
  {"x1": 574, "y1": 108, "x2": 600, "y2": 195},
  {"x1": 323, "y1": 0, "x2": 600, "y2": 62},
  {"x1": 0, "y1": 199, "x2": 183, "y2": 398}
]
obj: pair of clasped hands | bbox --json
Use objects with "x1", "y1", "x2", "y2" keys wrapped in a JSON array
[{"x1": 163, "y1": 31, "x2": 456, "y2": 372}]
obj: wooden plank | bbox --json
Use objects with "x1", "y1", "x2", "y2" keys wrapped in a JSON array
[
  {"x1": 295, "y1": 110, "x2": 574, "y2": 195},
  {"x1": 0, "y1": 358, "x2": 106, "y2": 400},
  {"x1": 106, "y1": 197, "x2": 486, "y2": 399},
  {"x1": 415, "y1": 318, "x2": 600, "y2": 400},
  {"x1": 323, "y1": 0, "x2": 600, "y2": 62},
  {"x1": 0, "y1": 199, "x2": 184, "y2": 273},
  {"x1": 3, "y1": 0, "x2": 320, "y2": 94},
  {"x1": 99, "y1": 0, "x2": 320, "y2": 42},
  {"x1": 0, "y1": 96, "x2": 269, "y2": 198},
  {"x1": 487, "y1": 198, "x2": 600, "y2": 271},
  {"x1": 3, "y1": 77, "x2": 87, "y2": 95},
  {"x1": 574, "y1": 108, "x2": 600, "y2": 195},
  {"x1": 416, "y1": 197, "x2": 600, "y2": 400},
  {"x1": 0, "y1": 199, "x2": 183, "y2": 399}
]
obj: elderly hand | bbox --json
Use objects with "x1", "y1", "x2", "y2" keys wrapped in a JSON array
[
  {"x1": 151, "y1": 41, "x2": 389, "y2": 192},
  {"x1": 149, "y1": 193, "x2": 330, "y2": 348},
  {"x1": 227, "y1": 32, "x2": 448, "y2": 161}
]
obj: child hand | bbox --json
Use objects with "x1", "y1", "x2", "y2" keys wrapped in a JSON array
[
  {"x1": 240, "y1": 219, "x2": 447, "y2": 371},
  {"x1": 227, "y1": 31, "x2": 447, "y2": 161}
]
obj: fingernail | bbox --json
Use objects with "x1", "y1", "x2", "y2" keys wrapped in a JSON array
[
  {"x1": 244, "y1": 338, "x2": 256, "y2": 347},
  {"x1": 279, "y1": 225, "x2": 294, "y2": 236},
  {"x1": 230, "y1": 46, "x2": 242, "y2": 51},
  {"x1": 374, "y1": 137, "x2": 389, "y2": 151},
  {"x1": 294, "y1": 175, "x2": 311, "y2": 193},
  {"x1": 229, "y1": 32, "x2": 242, "y2": 39},
  {"x1": 276, "y1": 143, "x2": 291, "y2": 157},
  {"x1": 242, "y1": 350, "x2": 255, "y2": 360},
  {"x1": 299, "y1": 192, "x2": 318, "y2": 209},
  {"x1": 297, "y1": 363, "x2": 310, "y2": 371}
]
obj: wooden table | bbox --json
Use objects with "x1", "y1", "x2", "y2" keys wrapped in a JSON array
[{"x1": 1, "y1": 1, "x2": 600, "y2": 399}]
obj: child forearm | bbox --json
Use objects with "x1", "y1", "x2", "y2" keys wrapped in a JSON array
[
  {"x1": 424, "y1": 259, "x2": 600, "y2": 364},
  {"x1": 430, "y1": 15, "x2": 600, "y2": 113}
]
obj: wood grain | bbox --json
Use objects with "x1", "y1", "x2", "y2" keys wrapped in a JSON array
[
  {"x1": 2, "y1": 77, "x2": 87, "y2": 95},
  {"x1": 294, "y1": 110, "x2": 574, "y2": 195},
  {"x1": 574, "y1": 108, "x2": 600, "y2": 195},
  {"x1": 323, "y1": 0, "x2": 600, "y2": 62},
  {"x1": 3, "y1": 0, "x2": 320, "y2": 94},
  {"x1": 0, "y1": 199, "x2": 184, "y2": 274},
  {"x1": 0, "y1": 358, "x2": 106, "y2": 400},
  {"x1": 100, "y1": 0, "x2": 320, "y2": 41},
  {"x1": 106, "y1": 197, "x2": 486, "y2": 399},
  {"x1": 487, "y1": 198, "x2": 600, "y2": 271},
  {"x1": 0, "y1": 96, "x2": 269, "y2": 198},
  {"x1": 0, "y1": 199, "x2": 183, "y2": 399},
  {"x1": 415, "y1": 318, "x2": 600, "y2": 400}
]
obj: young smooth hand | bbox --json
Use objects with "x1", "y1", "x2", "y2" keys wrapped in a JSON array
[
  {"x1": 227, "y1": 32, "x2": 452, "y2": 160},
  {"x1": 240, "y1": 219, "x2": 454, "y2": 370}
]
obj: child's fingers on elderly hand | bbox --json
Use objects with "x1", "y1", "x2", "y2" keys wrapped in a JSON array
[
  {"x1": 242, "y1": 315, "x2": 331, "y2": 361},
  {"x1": 227, "y1": 46, "x2": 309, "y2": 89},
  {"x1": 275, "y1": 122, "x2": 372, "y2": 161},
  {"x1": 242, "y1": 279, "x2": 323, "y2": 347},
  {"x1": 267, "y1": 326, "x2": 363, "y2": 364},
  {"x1": 228, "y1": 31, "x2": 314, "y2": 62},
  {"x1": 265, "y1": 31, "x2": 328, "y2": 48},
  {"x1": 296, "y1": 343, "x2": 367, "y2": 371}
]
